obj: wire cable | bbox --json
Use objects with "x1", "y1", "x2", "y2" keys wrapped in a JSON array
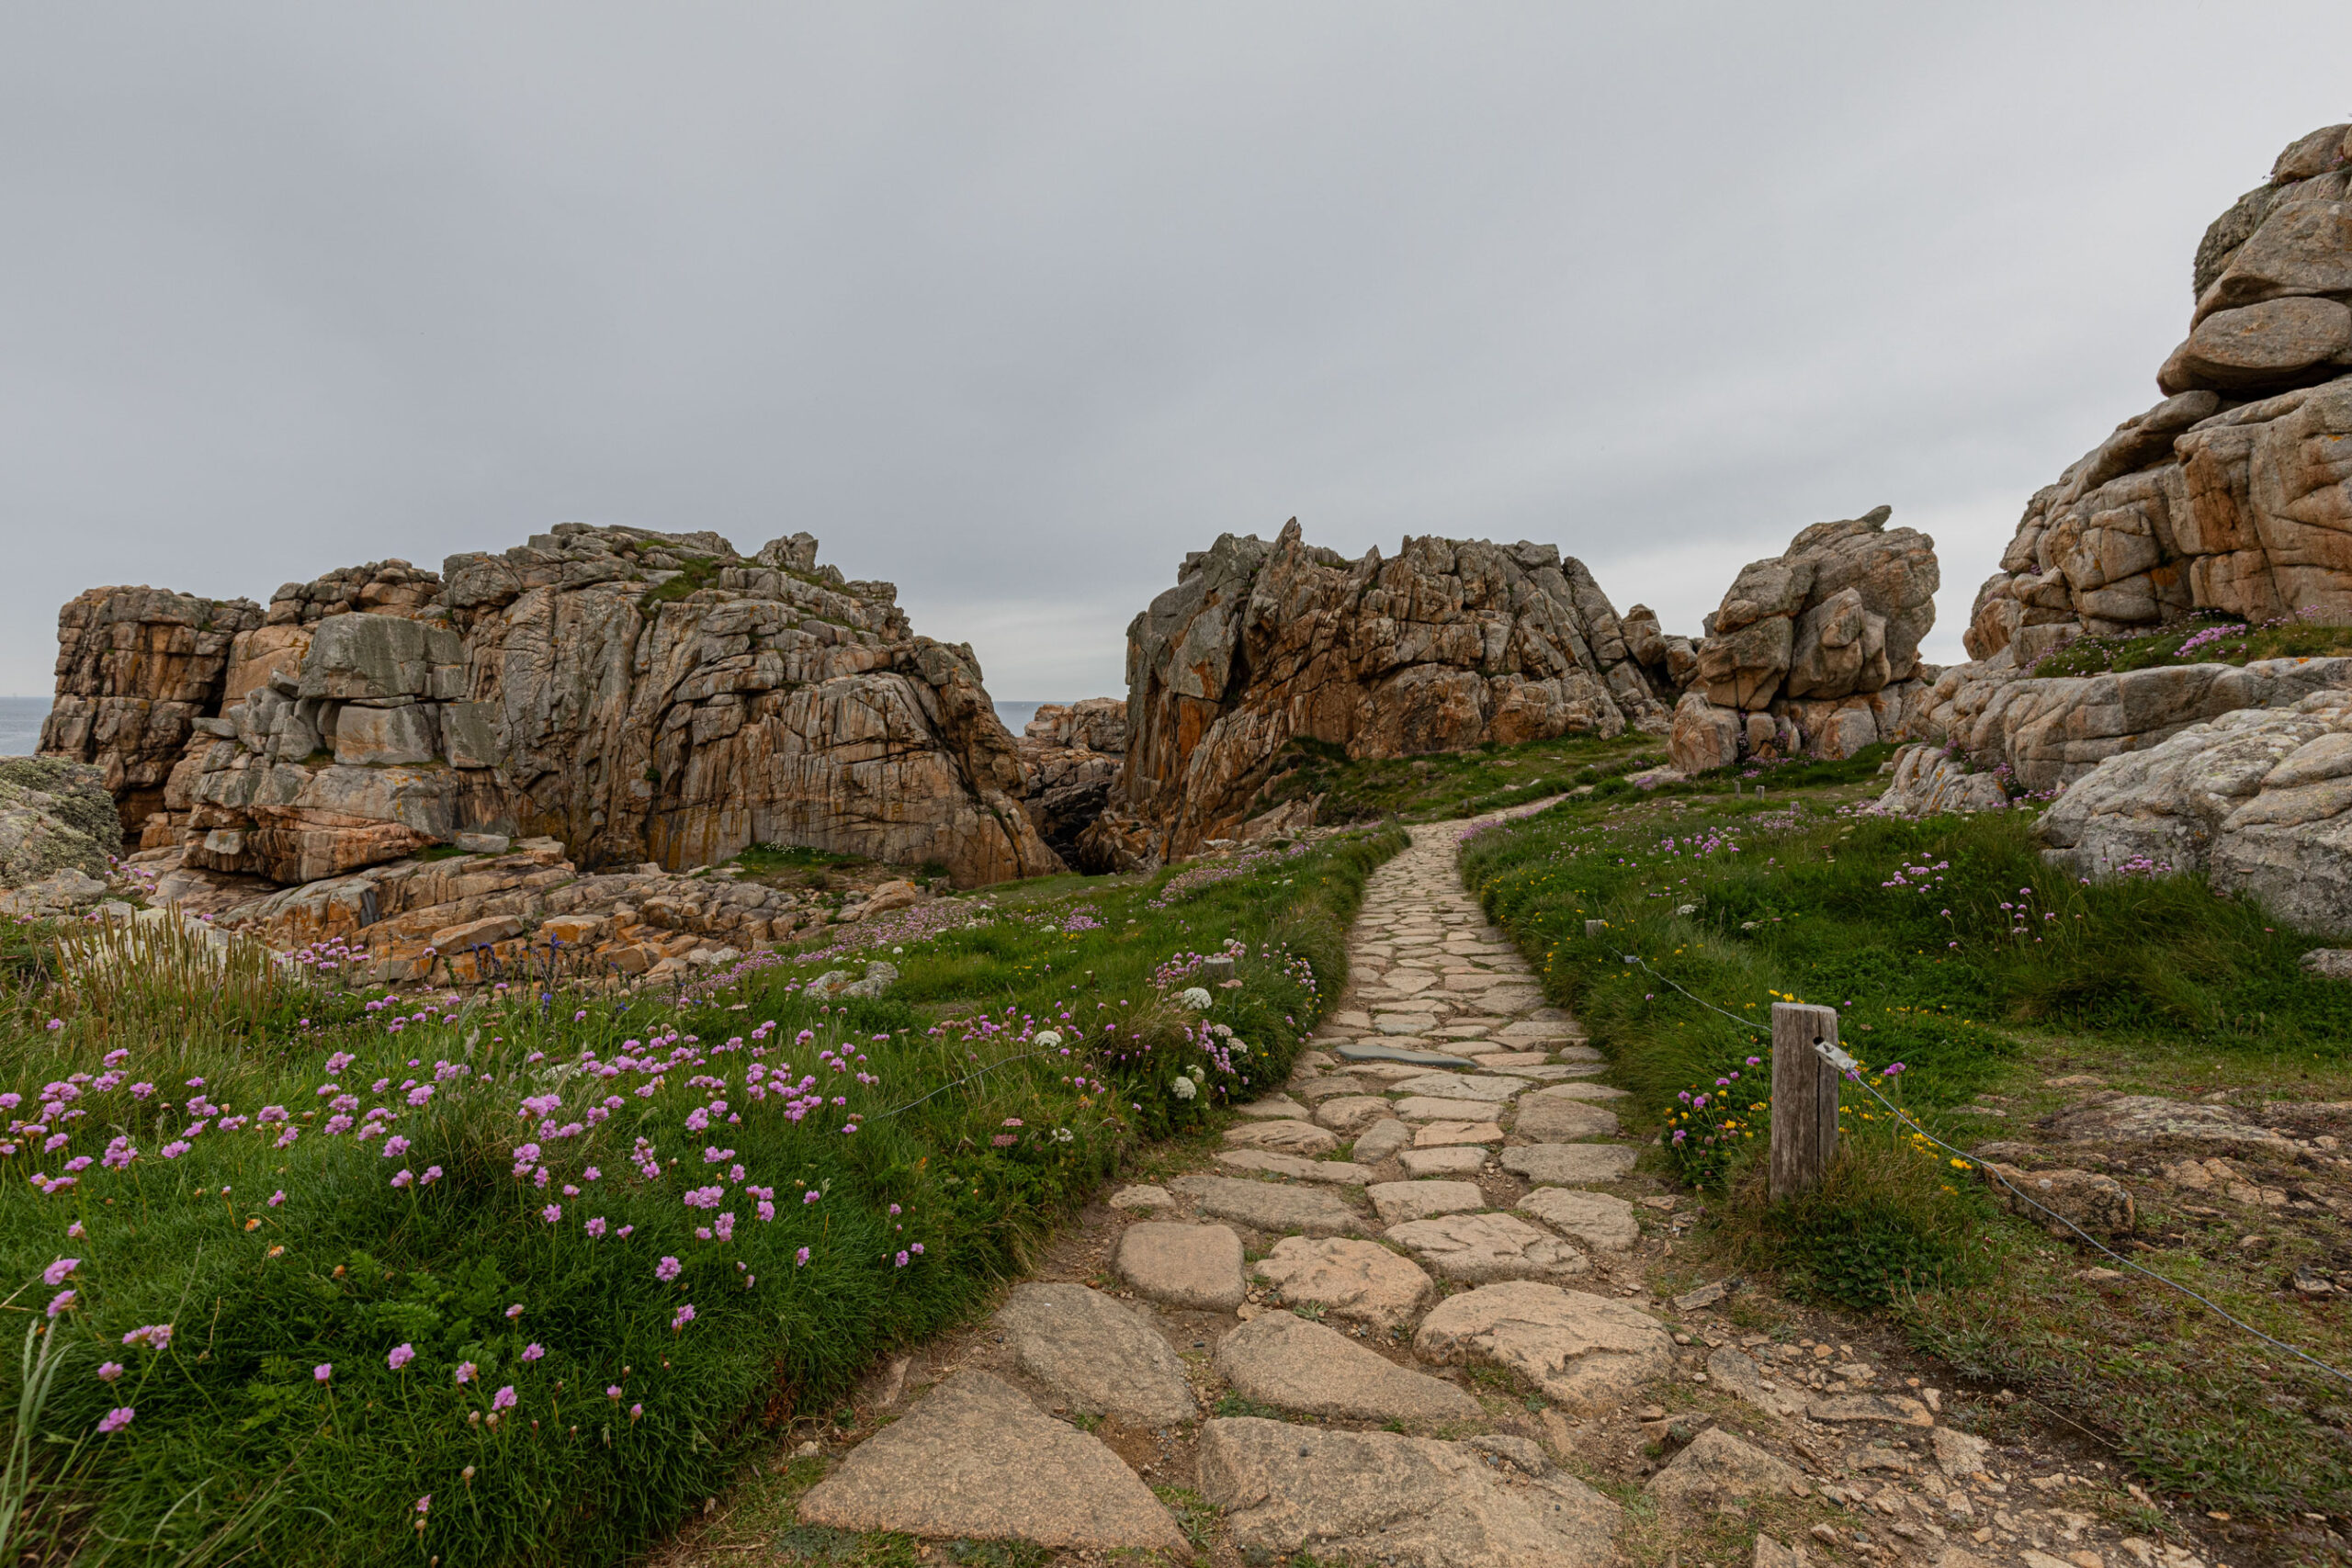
[{"x1": 1621, "y1": 951, "x2": 2352, "y2": 1389}]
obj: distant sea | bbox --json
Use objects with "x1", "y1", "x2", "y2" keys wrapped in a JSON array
[
  {"x1": 992, "y1": 700, "x2": 1055, "y2": 735},
  {"x1": 0, "y1": 698, "x2": 50, "y2": 757}
]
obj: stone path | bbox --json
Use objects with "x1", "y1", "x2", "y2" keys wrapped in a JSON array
[{"x1": 783, "y1": 821, "x2": 2205, "y2": 1568}]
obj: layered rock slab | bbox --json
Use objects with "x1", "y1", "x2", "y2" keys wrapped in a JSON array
[
  {"x1": 1500, "y1": 1144, "x2": 1641, "y2": 1185},
  {"x1": 1168, "y1": 1174, "x2": 1371, "y2": 1236},
  {"x1": 1386, "y1": 1213, "x2": 1588, "y2": 1283},
  {"x1": 1213, "y1": 1312, "x2": 1479, "y2": 1423},
  {"x1": 991, "y1": 1282, "x2": 1198, "y2": 1426},
  {"x1": 796, "y1": 1371, "x2": 1189, "y2": 1551},
  {"x1": 1197, "y1": 1417, "x2": 1621, "y2": 1568}
]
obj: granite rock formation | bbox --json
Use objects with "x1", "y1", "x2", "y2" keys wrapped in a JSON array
[
  {"x1": 1960, "y1": 125, "x2": 2352, "y2": 668},
  {"x1": 1665, "y1": 506, "x2": 1940, "y2": 773},
  {"x1": 2037, "y1": 685, "x2": 2352, "y2": 931},
  {"x1": 40, "y1": 587, "x2": 266, "y2": 837},
  {"x1": 1015, "y1": 699, "x2": 1126, "y2": 869},
  {"x1": 1115, "y1": 520, "x2": 1668, "y2": 861},
  {"x1": 45, "y1": 525, "x2": 1059, "y2": 890}
]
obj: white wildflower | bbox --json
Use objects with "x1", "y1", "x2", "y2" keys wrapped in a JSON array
[
  {"x1": 1034, "y1": 1030, "x2": 1062, "y2": 1049},
  {"x1": 1170, "y1": 1077, "x2": 1197, "y2": 1100},
  {"x1": 1178, "y1": 987, "x2": 1213, "y2": 1010}
]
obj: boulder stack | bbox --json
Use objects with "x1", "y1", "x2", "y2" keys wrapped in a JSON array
[
  {"x1": 1015, "y1": 699, "x2": 1126, "y2": 869},
  {"x1": 1667, "y1": 505, "x2": 1941, "y2": 773},
  {"x1": 1114, "y1": 519, "x2": 1668, "y2": 862}
]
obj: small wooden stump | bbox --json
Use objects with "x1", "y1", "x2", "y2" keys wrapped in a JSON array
[{"x1": 1770, "y1": 1001, "x2": 1841, "y2": 1200}]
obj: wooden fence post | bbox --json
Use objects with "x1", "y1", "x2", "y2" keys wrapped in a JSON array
[
  {"x1": 1584, "y1": 919, "x2": 1607, "y2": 938},
  {"x1": 1770, "y1": 1000, "x2": 1842, "y2": 1200}
]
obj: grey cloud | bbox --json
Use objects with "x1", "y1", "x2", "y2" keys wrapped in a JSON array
[{"x1": 5, "y1": 3, "x2": 2348, "y2": 699}]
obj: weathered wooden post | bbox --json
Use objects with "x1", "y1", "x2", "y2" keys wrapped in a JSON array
[
  {"x1": 1770, "y1": 1000, "x2": 1843, "y2": 1200},
  {"x1": 1584, "y1": 919, "x2": 1607, "y2": 938}
]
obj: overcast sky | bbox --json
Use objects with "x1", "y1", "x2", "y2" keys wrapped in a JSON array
[{"x1": 5, "y1": 6, "x2": 2347, "y2": 700}]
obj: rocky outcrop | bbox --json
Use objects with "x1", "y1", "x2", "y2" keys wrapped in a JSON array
[
  {"x1": 1963, "y1": 125, "x2": 2352, "y2": 669},
  {"x1": 1016, "y1": 699, "x2": 1125, "y2": 869},
  {"x1": 1117, "y1": 520, "x2": 1666, "y2": 860},
  {"x1": 0, "y1": 757, "x2": 122, "y2": 891},
  {"x1": 1666, "y1": 506, "x2": 1940, "y2": 773},
  {"x1": 39, "y1": 587, "x2": 265, "y2": 836},
  {"x1": 1905, "y1": 654, "x2": 2352, "y2": 794},
  {"x1": 2036, "y1": 686, "x2": 2352, "y2": 931},
  {"x1": 1870, "y1": 744, "x2": 2011, "y2": 817},
  {"x1": 46, "y1": 525, "x2": 1059, "y2": 890}
]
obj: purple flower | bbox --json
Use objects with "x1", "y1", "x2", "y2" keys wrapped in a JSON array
[
  {"x1": 795, "y1": 1246, "x2": 810, "y2": 1267},
  {"x1": 895, "y1": 1250, "x2": 909, "y2": 1268},
  {"x1": 390, "y1": 1169, "x2": 413, "y2": 1189},
  {"x1": 492, "y1": 1385, "x2": 516, "y2": 1412},
  {"x1": 606, "y1": 1384, "x2": 623, "y2": 1399},
  {"x1": 629, "y1": 1402, "x2": 643, "y2": 1421},
  {"x1": 585, "y1": 1216, "x2": 607, "y2": 1238},
  {"x1": 45, "y1": 1290, "x2": 74, "y2": 1320},
  {"x1": 97, "y1": 1406, "x2": 134, "y2": 1435},
  {"x1": 521, "y1": 1343, "x2": 544, "y2": 1362},
  {"x1": 656, "y1": 1256, "x2": 682, "y2": 1283},
  {"x1": 504, "y1": 1303, "x2": 524, "y2": 1319},
  {"x1": 97, "y1": 1360, "x2": 125, "y2": 1382},
  {"x1": 42, "y1": 1258, "x2": 78, "y2": 1288},
  {"x1": 313, "y1": 1363, "x2": 333, "y2": 1383},
  {"x1": 268, "y1": 1190, "x2": 285, "y2": 1207},
  {"x1": 540, "y1": 1203, "x2": 561, "y2": 1223},
  {"x1": 455, "y1": 1360, "x2": 477, "y2": 1385},
  {"x1": 671, "y1": 1303, "x2": 695, "y2": 1332},
  {"x1": 389, "y1": 1343, "x2": 415, "y2": 1371}
]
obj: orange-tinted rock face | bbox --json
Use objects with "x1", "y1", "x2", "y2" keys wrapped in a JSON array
[
  {"x1": 44, "y1": 526, "x2": 1061, "y2": 890},
  {"x1": 39, "y1": 586, "x2": 266, "y2": 837},
  {"x1": 1117, "y1": 520, "x2": 1667, "y2": 860}
]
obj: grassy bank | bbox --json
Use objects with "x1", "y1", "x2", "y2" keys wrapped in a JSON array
[
  {"x1": 0, "y1": 824, "x2": 1403, "y2": 1566},
  {"x1": 2029, "y1": 611, "x2": 2352, "y2": 678},
  {"x1": 1458, "y1": 783, "x2": 2352, "y2": 1529}
]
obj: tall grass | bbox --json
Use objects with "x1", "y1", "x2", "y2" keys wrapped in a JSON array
[{"x1": 0, "y1": 825, "x2": 1405, "y2": 1565}]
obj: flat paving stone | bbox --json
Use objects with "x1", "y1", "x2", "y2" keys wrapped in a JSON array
[
  {"x1": 1510, "y1": 1099, "x2": 1622, "y2": 1141},
  {"x1": 797, "y1": 1371, "x2": 1189, "y2": 1551},
  {"x1": 1499, "y1": 1144, "x2": 1639, "y2": 1185},
  {"x1": 1525, "y1": 1081, "x2": 1628, "y2": 1101},
  {"x1": 1398, "y1": 1145, "x2": 1487, "y2": 1177},
  {"x1": 1412, "y1": 1120, "x2": 1504, "y2": 1148},
  {"x1": 1393, "y1": 1095, "x2": 1497, "y2": 1122},
  {"x1": 1350, "y1": 1118, "x2": 1414, "y2": 1164},
  {"x1": 1337, "y1": 1042, "x2": 1477, "y2": 1068},
  {"x1": 1294, "y1": 1076, "x2": 1367, "y2": 1101},
  {"x1": 993, "y1": 1282, "x2": 1199, "y2": 1425},
  {"x1": 1368, "y1": 1179, "x2": 1487, "y2": 1224},
  {"x1": 1388, "y1": 1073, "x2": 1525, "y2": 1102},
  {"x1": 1252, "y1": 1235, "x2": 1435, "y2": 1330},
  {"x1": 1216, "y1": 1149, "x2": 1374, "y2": 1185},
  {"x1": 1413, "y1": 1281, "x2": 1675, "y2": 1415},
  {"x1": 1197, "y1": 1418, "x2": 1620, "y2": 1568},
  {"x1": 1386, "y1": 1212, "x2": 1589, "y2": 1282},
  {"x1": 1107, "y1": 1184, "x2": 1174, "y2": 1211},
  {"x1": 1313, "y1": 1095, "x2": 1395, "y2": 1134},
  {"x1": 1807, "y1": 1393, "x2": 1934, "y2": 1427},
  {"x1": 1114, "y1": 1221, "x2": 1246, "y2": 1310},
  {"x1": 1214, "y1": 1312, "x2": 1480, "y2": 1423},
  {"x1": 1515, "y1": 1188, "x2": 1639, "y2": 1252},
  {"x1": 1224, "y1": 1119, "x2": 1342, "y2": 1156},
  {"x1": 1234, "y1": 1094, "x2": 1309, "y2": 1120},
  {"x1": 1168, "y1": 1174, "x2": 1371, "y2": 1237}
]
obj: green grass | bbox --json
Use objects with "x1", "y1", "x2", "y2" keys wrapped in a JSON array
[
  {"x1": 2028, "y1": 612, "x2": 2352, "y2": 679},
  {"x1": 0, "y1": 824, "x2": 1403, "y2": 1565},
  {"x1": 1456, "y1": 781, "x2": 2352, "y2": 1529},
  {"x1": 1252, "y1": 729, "x2": 1664, "y2": 824},
  {"x1": 729, "y1": 843, "x2": 866, "y2": 876}
]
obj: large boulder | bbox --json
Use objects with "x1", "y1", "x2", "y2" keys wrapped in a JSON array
[
  {"x1": 1015, "y1": 698, "x2": 1126, "y2": 868},
  {"x1": 2037, "y1": 686, "x2": 2352, "y2": 931},
  {"x1": 1118, "y1": 520, "x2": 1666, "y2": 857}
]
